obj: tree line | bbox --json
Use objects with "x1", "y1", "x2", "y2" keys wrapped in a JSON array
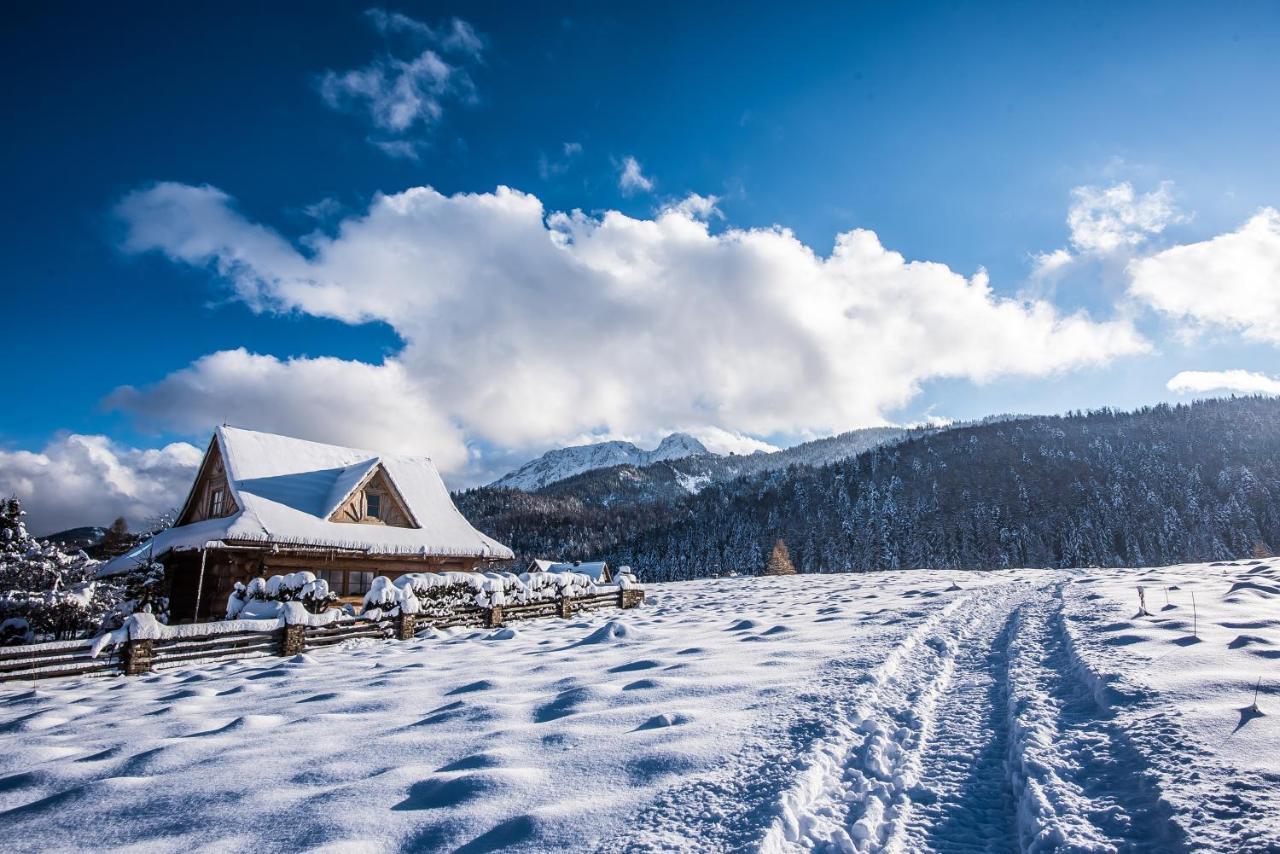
[{"x1": 457, "y1": 397, "x2": 1280, "y2": 581}]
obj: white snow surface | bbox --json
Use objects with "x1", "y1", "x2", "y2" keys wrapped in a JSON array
[
  {"x1": 100, "y1": 426, "x2": 512, "y2": 577},
  {"x1": 491, "y1": 432, "x2": 710, "y2": 492},
  {"x1": 2, "y1": 562, "x2": 1278, "y2": 852}
]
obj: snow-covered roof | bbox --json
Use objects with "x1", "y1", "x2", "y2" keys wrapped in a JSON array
[
  {"x1": 101, "y1": 426, "x2": 512, "y2": 576},
  {"x1": 545, "y1": 561, "x2": 611, "y2": 582}
]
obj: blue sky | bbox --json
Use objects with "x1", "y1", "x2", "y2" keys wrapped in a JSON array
[{"x1": 4, "y1": 1, "x2": 1280, "y2": 531}]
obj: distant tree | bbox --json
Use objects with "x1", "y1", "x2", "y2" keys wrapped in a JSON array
[
  {"x1": 763, "y1": 538, "x2": 796, "y2": 575},
  {"x1": 99, "y1": 516, "x2": 137, "y2": 559}
]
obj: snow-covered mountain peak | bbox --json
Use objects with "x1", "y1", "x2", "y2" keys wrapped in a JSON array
[
  {"x1": 491, "y1": 432, "x2": 713, "y2": 492},
  {"x1": 650, "y1": 432, "x2": 709, "y2": 461}
]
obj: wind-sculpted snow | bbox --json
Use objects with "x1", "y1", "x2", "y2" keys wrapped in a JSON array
[{"x1": 0, "y1": 564, "x2": 1277, "y2": 852}]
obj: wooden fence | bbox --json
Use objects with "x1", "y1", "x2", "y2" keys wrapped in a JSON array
[{"x1": 0, "y1": 587, "x2": 644, "y2": 683}]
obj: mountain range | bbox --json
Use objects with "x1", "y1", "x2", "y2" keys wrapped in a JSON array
[
  {"x1": 491, "y1": 432, "x2": 711, "y2": 491},
  {"x1": 490, "y1": 425, "x2": 909, "y2": 500},
  {"x1": 458, "y1": 397, "x2": 1280, "y2": 580}
]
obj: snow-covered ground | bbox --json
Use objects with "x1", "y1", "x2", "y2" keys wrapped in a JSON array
[{"x1": 1, "y1": 563, "x2": 1276, "y2": 852}]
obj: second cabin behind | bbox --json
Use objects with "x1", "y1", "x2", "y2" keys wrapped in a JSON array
[{"x1": 526, "y1": 559, "x2": 619, "y2": 584}]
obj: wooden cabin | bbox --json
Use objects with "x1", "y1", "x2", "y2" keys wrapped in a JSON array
[{"x1": 100, "y1": 426, "x2": 513, "y2": 622}]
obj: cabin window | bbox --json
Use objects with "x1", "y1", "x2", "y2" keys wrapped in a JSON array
[
  {"x1": 365, "y1": 493, "x2": 382, "y2": 520},
  {"x1": 348, "y1": 571, "x2": 375, "y2": 596},
  {"x1": 210, "y1": 488, "x2": 226, "y2": 517},
  {"x1": 312, "y1": 569, "x2": 375, "y2": 597}
]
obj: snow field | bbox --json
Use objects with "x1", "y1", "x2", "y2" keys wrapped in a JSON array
[
  {"x1": 1, "y1": 563, "x2": 1276, "y2": 853},
  {"x1": 0, "y1": 572, "x2": 975, "y2": 853},
  {"x1": 1058, "y1": 562, "x2": 1280, "y2": 852}
]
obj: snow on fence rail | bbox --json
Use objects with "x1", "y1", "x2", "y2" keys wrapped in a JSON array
[{"x1": 0, "y1": 584, "x2": 644, "y2": 683}]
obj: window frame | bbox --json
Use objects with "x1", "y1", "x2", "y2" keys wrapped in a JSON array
[{"x1": 365, "y1": 492, "x2": 382, "y2": 520}]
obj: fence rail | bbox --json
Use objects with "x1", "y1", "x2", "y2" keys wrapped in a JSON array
[{"x1": 0, "y1": 587, "x2": 644, "y2": 683}]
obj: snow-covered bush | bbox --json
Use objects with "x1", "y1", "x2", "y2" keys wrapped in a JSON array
[
  {"x1": 0, "y1": 497, "x2": 113, "y2": 643},
  {"x1": 361, "y1": 570, "x2": 601, "y2": 618},
  {"x1": 226, "y1": 571, "x2": 339, "y2": 619}
]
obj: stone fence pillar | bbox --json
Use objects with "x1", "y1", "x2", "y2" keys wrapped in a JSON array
[
  {"x1": 124, "y1": 639, "x2": 154, "y2": 675},
  {"x1": 280, "y1": 624, "x2": 306, "y2": 656},
  {"x1": 486, "y1": 605, "x2": 504, "y2": 628},
  {"x1": 619, "y1": 589, "x2": 645, "y2": 609},
  {"x1": 558, "y1": 596, "x2": 573, "y2": 619},
  {"x1": 395, "y1": 612, "x2": 417, "y2": 640}
]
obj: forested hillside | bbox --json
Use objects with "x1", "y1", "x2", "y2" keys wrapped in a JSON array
[{"x1": 457, "y1": 398, "x2": 1280, "y2": 580}]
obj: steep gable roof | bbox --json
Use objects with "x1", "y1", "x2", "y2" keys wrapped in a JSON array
[{"x1": 101, "y1": 426, "x2": 512, "y2": 574}]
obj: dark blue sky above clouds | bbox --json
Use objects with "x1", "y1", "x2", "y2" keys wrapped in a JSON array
[{"x1": 4, "y1": 1, "x2": 1280, "y2": 531}]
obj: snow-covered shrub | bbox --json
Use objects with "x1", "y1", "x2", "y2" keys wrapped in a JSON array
[
  {"x1": 226, "y1": 571, "x2": 339, "y2": 619},
  {"x1": 362, "y1": 570, "x2": 602, "y2": 618},
  {"x1": 384, "y1": 572, "x2": 483, "y2": 618},
  {"x1": 360, "y1": 575, "x2": 420, "y2": 619},
  {"x1": 0, "y1": 617, "x2": 31, "y2": 645},
  {"x1": 0, "y1": 497, "x2": 113, "y2": 642}
]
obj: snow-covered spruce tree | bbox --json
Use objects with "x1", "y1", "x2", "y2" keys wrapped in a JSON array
[
  {"x1": 763, "y1": 538, "x2": 797, "y2": 576},
  {"x1": 101, "y1": 551, "x2": 169, "y2": 631},
  {"x1": 0, "y1": 496, "x2": 114, "y2": 643}
]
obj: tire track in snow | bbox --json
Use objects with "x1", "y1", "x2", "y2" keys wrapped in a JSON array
[
  {"x1": 1004, "y1": 585, "x2": 1188, "y2": 853},
  {"x1": 758, "y1": 582, "x2": 1041, "y2": 852}
]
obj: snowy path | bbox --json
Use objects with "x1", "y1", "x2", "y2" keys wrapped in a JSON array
[
  {"x1": 1004, "y1": 586, "x2": 1186, "y2": 853},
  {"x1": 890, "y1": 596, "x2": 1022, "y2": 853},
  {"x1": 756, "y1": 581, "x2": 1042, "y2": 852}
]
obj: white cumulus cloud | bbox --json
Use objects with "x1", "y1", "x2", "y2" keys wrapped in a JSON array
[
  {"x1": 114, "y1": 182, "x2": 1149, "y2": 462},
  {"x1": 1068, "y1": 181, "x2": 1187, "y2": 253},
  {"x1": 104, "y1": 348, "x2": 468, "y2": 472},
  {"x1": 1128, "y1": 208, "x2": 1280, "y2": 344},
  {"x1": 1167, "y1": 369, "x2": 1280, "y2": 397},
  {"x1": 318, "y1": 10, "x2": 483, "y2": 152},
  {"x1": 618, "y1": 156, "x2": 654, "y2": 195},
  {"x1": 0, "y1": 435, "x2": 203, "y2": 535},
  {"x1": 1029, "y1": 247, "x2": 1074, "y2": 280}
]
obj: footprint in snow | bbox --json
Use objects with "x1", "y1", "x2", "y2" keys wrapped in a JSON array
[
  {"x1": 623, "y1": 678, "x2": 662, "y2": 691},
  {"x1": 447, "y1": 680, "x2": 499, "y2": 696},
  {"x1": 1228, "y1": 634, "x2": 1274, "y2": 649},
  {"x1": 392, "y1": 772, "x2": 508, "y2": 811},
  {"x1": 438, "y1": 752, "x2": 507, "y2": 772},
  {"x1": 533, "y1": 686, "x2": 596, "y2": 722},
  {"x1": 633, "y1": 712, "x2": 691, "y2": 731},
  {"x1": 186, "y1": 714, "x2": 284, "y2": 737},
  {"x1": 608, "y1": 659, "x2": 663, "y2": 673},
  {"x1": 297, "y1": 691, "x2": 341, "y2": 704}
]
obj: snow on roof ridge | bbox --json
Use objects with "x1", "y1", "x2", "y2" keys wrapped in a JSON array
[{"x1": 216, "y1": 424, "x2": 435, "y2": 465}]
